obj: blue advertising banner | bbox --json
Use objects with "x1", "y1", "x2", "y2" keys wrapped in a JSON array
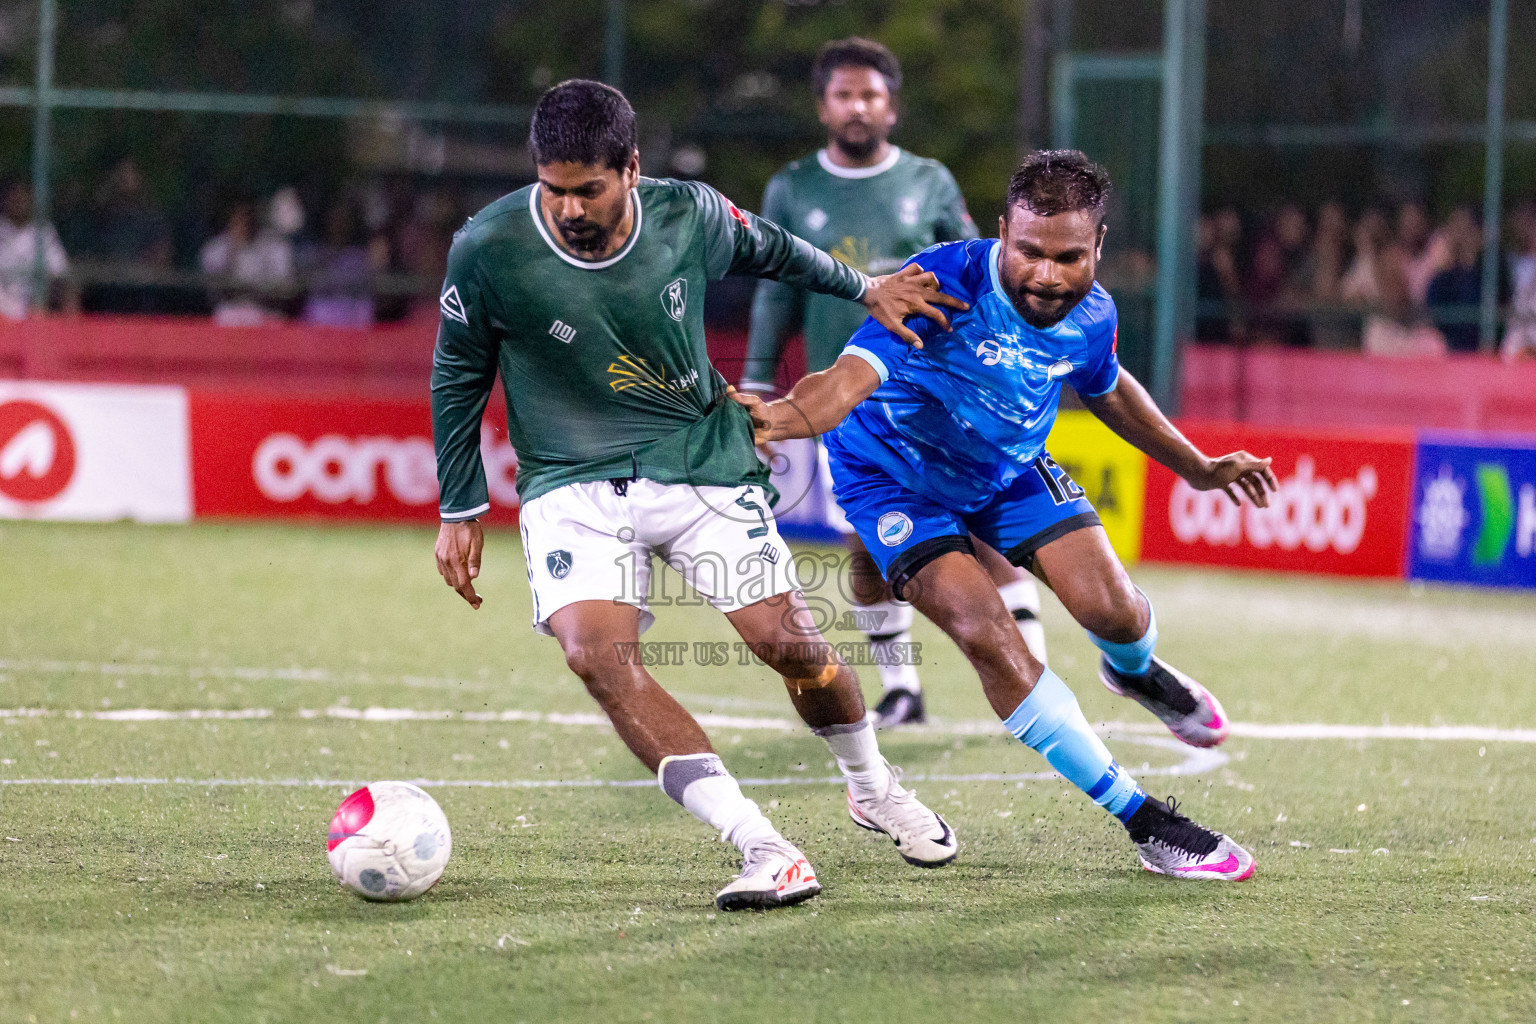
[{"x1": 1409, "y1": 436, "x2": 1536, "y2": 589}]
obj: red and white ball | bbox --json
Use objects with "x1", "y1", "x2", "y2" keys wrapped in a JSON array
[{"x1": 327, "y1": 781, "x2": 452, "y2": 901}]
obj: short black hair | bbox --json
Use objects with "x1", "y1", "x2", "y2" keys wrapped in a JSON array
[
  {"x1": 812, "y1": 37, "x2": 902, "y2": 97},
  {"x1": 528, "y1": 79, "x2": 638, "y2": 172},
  {"x1": 1007, "y1": 150, "x2": 1112, "y2": 224}
]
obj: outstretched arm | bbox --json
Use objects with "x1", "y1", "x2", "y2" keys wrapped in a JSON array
[
  {"x1": 1083, "y1": 369, "x2": 1279, "y2": 507},
  {"x1": 728, "y1": 354, "x2": 881, "y2": 443},
  {"x1": 691, "y1": 181, "x2": 967, "y2": 348}
]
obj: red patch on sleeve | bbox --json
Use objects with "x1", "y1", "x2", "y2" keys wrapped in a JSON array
[
  {"x1": 727, "y1": 202, "x2": 751, "y2": 228},
  {"x1": 1112, "y1": 325, "x2": 1118, "y2": 353}
]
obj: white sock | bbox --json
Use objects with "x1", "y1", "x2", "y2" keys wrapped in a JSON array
[
  {"x1": 811, "y1": 719, "x2": 889, "y2": 799},
  {"x1": 657, "y1": 753, "x2": 780, "y2": 853},
  {"x1": 998, "y1": 577, "x2": 1048, "y2": 664},
  {"x1": 860, "y1": 599, "x2": 921, "y2": 693}
]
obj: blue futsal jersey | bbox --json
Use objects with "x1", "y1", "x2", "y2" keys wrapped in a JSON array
[
  {"x1": 830, "y1": 237, "x2": 1120, "y2": 512},
  {"x1": 825, "y1": 238, "x2": 1121, "y2": 589}
]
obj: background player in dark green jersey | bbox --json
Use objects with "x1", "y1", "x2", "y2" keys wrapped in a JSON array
[
  {"x1": 739, "y1": 38, "x2": 1048, "y2": 728},
  {"x1": 431, "y1": 81, "x2": 968, "y2": 911}
]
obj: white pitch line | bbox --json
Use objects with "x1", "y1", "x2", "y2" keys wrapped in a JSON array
[
  {"x1": 5, "y1": 705, "x2": 1536, "y2": 745},
  {"x1": 0, "y1": 658, "x2": 482, "y2": 692},
  {"x1": 0, "y1": 737, "x2": 1222, "y2": 789}
]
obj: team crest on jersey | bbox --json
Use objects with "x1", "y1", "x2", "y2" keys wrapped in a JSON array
[
  {"x1": 975, "y1": 339, "x2": 1003, "y2": 366},
  {"x1": 661, "y1": 278, "x2": 688, "y2": 321},
  {"x1": 876, "y1": 511, "x2": 914, "y2": 547},
  {"x1": 805, "y1": 208, "x2": 828, "y2": 231},
  {"x1": 898, "y1": 196, "x2": 921, "y2": 226},
  {"x1": 439, "y1": 285, "x2": 468, "y2": 325},
  {"x1": 546, "y1": 550, "x2": 573, "y2": 580}
]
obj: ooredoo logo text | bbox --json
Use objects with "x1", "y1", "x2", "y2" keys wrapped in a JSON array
[
  {"x1": 0, "y1": 400, "x2": 77, "y2": 503},
  {"x1": 1169, "y1": 456, "x2": 1378, "y2": 555},
  {"x1": 252, "y1": 426, "x2": 518, "y2": 506}
]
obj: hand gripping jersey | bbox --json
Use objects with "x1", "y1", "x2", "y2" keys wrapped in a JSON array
[{"x1": 827, "y1": 237, "x2": 1121, "y2": 514}]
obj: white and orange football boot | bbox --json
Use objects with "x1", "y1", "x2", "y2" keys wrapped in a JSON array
[{"x1": 715, "y1": 838, "x2": 821, "y2": 912}]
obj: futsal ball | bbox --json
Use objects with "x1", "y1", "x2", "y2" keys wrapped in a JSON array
[{"x1": 327, "y1": 781, "x2": 452, "y2": 901}]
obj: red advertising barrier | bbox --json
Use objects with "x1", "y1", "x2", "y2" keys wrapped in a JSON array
[
  {"x1": 1141, "y1": 422, "x2": 1415, "y2": 578},
  {"x1": 189, "y1": 391, "x2": 518, "y2": 524},
  {"x1": 1181, "y1": 345, "x2": 1536, "y2": 434}
]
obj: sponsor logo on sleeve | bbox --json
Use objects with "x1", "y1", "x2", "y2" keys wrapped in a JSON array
[{"x1": 439, "y1": 285, "x2": 469, "y2": 326}]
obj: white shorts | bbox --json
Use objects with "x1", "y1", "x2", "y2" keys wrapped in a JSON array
[
  {"x1": 816, "y1": 439, "x2": 855, "y2": 535},
  {"x1": 518, "y1": 478, "x2": 801, "y2": 636}
]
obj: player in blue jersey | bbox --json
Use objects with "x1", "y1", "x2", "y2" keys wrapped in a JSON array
[{"x1": 730, "y1": 150, "x2": 1276, "y2": 880}]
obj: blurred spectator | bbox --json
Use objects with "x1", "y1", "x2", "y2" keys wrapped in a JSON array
[
  {"x1": 1397, "y1": 202, "x2": 1448, "y2": 306},
  {"x1": 1299, "y1": 200, "x2": 1351, "y2": 349},
  {"x1": 1500, "y1": 200, "x2": 1536, "y2": 362},
  {"x1": 1196, "y1": 207, "x2": 1246, "y2": 343},
  {"x1": 1425, "y1": 208, "x2": 1496, "y2": 353},
  {"x1": 85, "y1": 157, "x2": 177, "y2": 313},
  {"x1": 299, "y1": 199, "x2": 381, "y2": 328},
  {"x1": 1343, "y1": 207, "x2": 1446, "y2": 356},
  {"x1": 199, "y1": 196, "x2": 295, "y2": 326},
  {"x1": 1248, "y1": 204, "x2": 1311, "y2": 346},
  {"x1": 0, "y1": 180, "x2": 76, "y2": 319},
  {"x1": 397, "y1": 189, "x2": 461, "y2": 322}
]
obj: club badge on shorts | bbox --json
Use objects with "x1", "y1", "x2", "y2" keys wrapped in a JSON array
[
  {"x1": 876, "y1": 512, "x2": 914, "y2": 547},
  {"x1": 546, "y1": 550, "x2": 573, "y2": 579}
]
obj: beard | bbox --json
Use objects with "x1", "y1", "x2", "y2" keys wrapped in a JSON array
[
  {"x1": 554, "y1": 217, "x2": 612, "y2": 256},
  {"x1": 1011, "y1": 283, "x2": 1091, "y2": 330},
  {"x1": 830, "y1": 121, "x2": 884, "y2": 161}
]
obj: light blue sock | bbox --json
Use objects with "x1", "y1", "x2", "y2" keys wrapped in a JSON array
[
  {"x1": 1003, "y1": 668, "x2": 1146, "y2": 823},
  {"x1": 1089, "y1": 588, "x2": 1157, "y2": 676}
]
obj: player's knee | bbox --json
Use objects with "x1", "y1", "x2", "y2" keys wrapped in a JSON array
[
  {"x1": 945, "y1": 609, "x2": 1011, "y2": 664},
  {"x1": 1076, "y1": 581, "x2": 1145, "y2": 643},
  {"x1": 561, "y1": 640, "x2": 618, "y2": 688},
  {"x1": 761, "y1": 641, "x2": 843, "y2": 688}
]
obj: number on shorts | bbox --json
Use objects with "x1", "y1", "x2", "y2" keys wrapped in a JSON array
[
  {"x1": 1033, "y1": 454, "x2": 1086, "y2": 505},
  {"x1": 735, "y1": 490, "x2": 770, "y2": 539}
]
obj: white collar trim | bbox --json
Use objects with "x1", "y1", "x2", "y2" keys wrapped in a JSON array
[
  {"x1": 529, "y1": 186, "x2": 642, "y2": 270},
  {"x1": 816, "y1": 146, "x2": 902, "y2": 179}
]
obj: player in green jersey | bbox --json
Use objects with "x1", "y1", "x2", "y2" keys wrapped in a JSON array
[
  {"x1": 740, "y1": 38, "x2": 1048, "y2": 729},
  {"x1": 431, "y1": 81, "x2": 969, "y2": 911}
]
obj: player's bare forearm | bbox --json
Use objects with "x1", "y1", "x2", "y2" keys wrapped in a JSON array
[
  {"x1": 1083, "y1": 370, "x2": 1279, "y2": 507},
  {"x1": 1083, "y1": 371, "x2": 1207, "y2": 478},
  {"x1": 728, "y1": 354, "x2": 880, "y2": 443}
]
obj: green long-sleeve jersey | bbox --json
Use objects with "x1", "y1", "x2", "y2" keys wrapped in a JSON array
[
  {"x1": 742, "y1": 147, "x2": 978, "y2": 384},
  {"x1": 431, "y1": 176, "x2": 869, "y2": 518}
]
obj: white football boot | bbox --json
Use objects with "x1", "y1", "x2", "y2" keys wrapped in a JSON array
[
  {"x1": 715, "y1": 838, "x2": 821, "y2": 912},
  {"x1": 847, "y1": 762, "x2": 959, "y2": 868}
]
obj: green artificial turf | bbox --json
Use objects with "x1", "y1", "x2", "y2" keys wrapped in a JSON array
[{"x1": 2, "y1": 520, "x2": 1534, "y2": 1022}]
